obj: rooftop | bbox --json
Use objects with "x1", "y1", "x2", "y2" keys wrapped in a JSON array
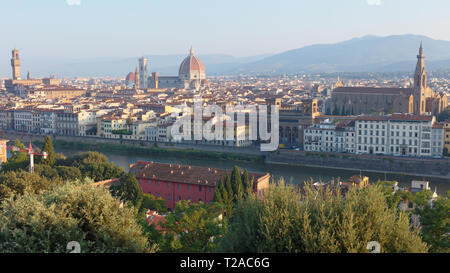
[{"x1": 130, "y1": 161, "x2": 269, "y2": 187}]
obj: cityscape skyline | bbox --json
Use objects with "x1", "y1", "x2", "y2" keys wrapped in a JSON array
[{"x1": 0, "y1": 0, "x2": 448, "y2": 257}]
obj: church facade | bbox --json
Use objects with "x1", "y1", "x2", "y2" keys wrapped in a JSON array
[
  {"x1": 326, "y1": 44, "x2": 448, "y2": 117},
  {"x1": 147, "y1": 47, "x2": 208, "y2": 90}
]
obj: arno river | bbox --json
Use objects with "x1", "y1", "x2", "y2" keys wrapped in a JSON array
[{"x1": 55, "y1": 147, "x2": 450, "y2": 194}]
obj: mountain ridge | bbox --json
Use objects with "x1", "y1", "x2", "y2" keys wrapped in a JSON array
[{"x1": 2, "y1": 34, "x2": 450, "y2": 78}]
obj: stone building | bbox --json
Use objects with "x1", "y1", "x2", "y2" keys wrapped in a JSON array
[
  {"x1": 4, "y1": 49, "x2": 62, "y2": 93},
  {"x1": 148, "y1": 47, "x2": 208, "y2": 91},
  {"x1": 326, "y1": 44, "x2": 448, "y2": 117},
  {"x1": 266, "y1": 98, "x2": 320, "y2": 147}
]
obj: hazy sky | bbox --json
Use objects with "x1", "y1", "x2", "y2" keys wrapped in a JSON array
[{"x1": 1, "y1": 0, "x2": 450, "y2": 60}]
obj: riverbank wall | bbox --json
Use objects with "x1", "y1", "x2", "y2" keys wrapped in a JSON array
[
  {"x1": 269, "y1": 150, "x2": 450, "y2": 179},
  {"x1": 2, "y1": 131, "x2": 449, "y2": 180}
]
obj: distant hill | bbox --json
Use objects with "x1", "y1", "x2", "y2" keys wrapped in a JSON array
[
  {"x1": 0, "y1": 53, "x2": 272, "y2": 78},
  {"x1": 2, "y1": 34, "x2": 450, "y2": 78},
  {"x1": 238, "y1": 34, "x2": 450, "y2": 74}
]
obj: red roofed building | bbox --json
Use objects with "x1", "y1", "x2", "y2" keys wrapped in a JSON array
[
  {"x1": 145, "y1": 210, "x2": 167, "y2": 232},
  {"x1": 129, "y1": 161, "x2": 270, "y2": 210}
]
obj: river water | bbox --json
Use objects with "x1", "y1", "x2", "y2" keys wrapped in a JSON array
[{"x1": 54, "y1": 147, "x2": 450, "y2": 195}]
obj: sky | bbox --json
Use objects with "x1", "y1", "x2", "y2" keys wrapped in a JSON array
[{"x1": 1, "y1": 0, "x2": 450, "y2": 61}]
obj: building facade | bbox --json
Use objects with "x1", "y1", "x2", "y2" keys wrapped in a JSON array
[
  {"x1": 326, "y1": 44, "x2": 448, "y2": 116},
  {"x1": 444, "y1": 120, "x2": 450, "y2": 155},
  {"x1": 130, "y1": 161, "x2": 270, "y2": 210},
  {"x1": 148, "y1": 48, "x2": 208, "y2": 90},
  {"x1": 304, "y1": 114, "x2": 444, "y2": 158}
]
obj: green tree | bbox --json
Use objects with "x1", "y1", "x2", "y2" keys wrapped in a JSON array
[
  {"x1": 241, "y1": 170, "x2": 252, "y2": 196},
  {"x1": 376, "y1": 180, "x2": 402, "y2": 209},
  {"x1": 213, "y1": 179, "x2": 224, "y2": 204},
  {"x1": 142, "y1": 193, "x2": 167, "y2": 213},
  {"x1": 40, "y1": 136, "x2": 55, "y2": 166},
  {"x1": 0, "y1": 140, "x2": 28, "y2": 173},
  {"x1": 231, "y1": 166, "x2": 244, "y2": 200},
  {"x1": 0, "y1": 170, "x2": 60, "y2": 202},
  {"x1": 56, "y1": 166, "x2": 82, "y2": 181},
  {"x1": 34, "y1": 164, "x2": 60, "y2": 180},
  {"x1": 110, "y1": 173, "x2": 144, "y2": 209},
  {"x1": 79, "y1": 162, "x2": 124, "y2": 182},
  {"x1": 223, "y1": 174, "x2": 235, "y2": 216},
  {"x1": 415, "y1": 191, "x2": 450, "y2": 253},
  {"x1": 219, "y1": 181, "x2": 428, "y2": 253},
  {"x1": 0, "y1": 180, "x2": 154, "y2": 253},
  {"x1": 158, "y1": 201, "x2": 227, "y2": 253}
]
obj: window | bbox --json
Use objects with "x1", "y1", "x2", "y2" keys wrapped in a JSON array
[
  {"x1": 168, "y1": 194, "x2": 171, "y2": 200},
  {"x1": 177, "y1": 184, "x2": 180, "y2": 189},
  {"x1": 199, "y1": 186, "x2": 202, "y2": 192}
]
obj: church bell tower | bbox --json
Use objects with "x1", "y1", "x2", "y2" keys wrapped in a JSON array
[
  {"x1": 11, "y1": 49, "x2": 21, "y2": 80},
  {"x1": 413, "y1": 42, "x2": 427, "y2": 115}
]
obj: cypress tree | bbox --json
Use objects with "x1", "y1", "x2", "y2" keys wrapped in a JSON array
[
  {"x1": 40, "y1": 136, "x2": 55, "y2": 166},
  {"x1": 224, "y1": 174, "x2": 234, "y2": 204},
  {"x1": 241, "y1": 170, "x2": 252, "y2": 196},
  {"x1": 213, "y1": 179, "x2": 224, "y2": 204},
  {"x1": 231, "y1": 166, "x2": 244, "y2": 200}
]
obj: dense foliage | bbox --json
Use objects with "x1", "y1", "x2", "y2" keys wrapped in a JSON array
[
  {"x1": 0, "y1": 170, "x2": 61, "y2": 202},
  {"x1": 415, "y1": 191, "x2": 450, "y2": 253},
  {"x1": 109, "y1": 172, "x2": 167, "y2": 213},
  {"x1": 213, "y1": 166, "x2": 253, "y2": 217},
  {"x1": 0, "y1": 180, "x2": 155, "y2": 253},
  {"x1": 218, "y1": 181, "x2": 428, "y2": 253},
  {"x1": 157, "y1": 201, "x2": 227, "y2": 253}
]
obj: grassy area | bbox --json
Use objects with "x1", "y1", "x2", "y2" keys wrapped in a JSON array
[{"x1": 34, "y1": 139, "x2": 264, "y2": 164}]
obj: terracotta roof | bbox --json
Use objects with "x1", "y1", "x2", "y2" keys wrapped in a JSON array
[
  {"x1": 356, "y1": 116, "x2": 390, "y2": 121},
  {"x1": 389, "y1": 114, "x2": 433, "y2": 122},
  {"x1": 356, "y1": 114, "x2": 433, "y2": 122},
  {"x1": 129, "y1": 161, "x2": 269, "y2": 187},
  {"x1": 146, "y1": 210, "x2": 166, "y2": 231},
  {"x1": 178, "y1": 51, "x2": 205, "y2": 76},
  {"x1": 333, "y1": 87, "x2": 414, "y2": 95},
  {"x1": 126, "y1": 72, "x2": 135, "y2": 82}
]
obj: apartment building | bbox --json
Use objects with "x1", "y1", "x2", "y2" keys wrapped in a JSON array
[
  {"x1": 13, "y1": 109, "x2": 33, "y2": 133},
  {"x1": 304, "y1": 119, "x2": 355, "y2": 153},
  {"x1": 304, "y1": 114, "x2": 444, "y2": 158},
  {"x1": 355, "y1": 115, "x2": 442, "y2": 157},
  {"x1": 0, "y1": 109, "x2": 14, "y2": 130}
]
